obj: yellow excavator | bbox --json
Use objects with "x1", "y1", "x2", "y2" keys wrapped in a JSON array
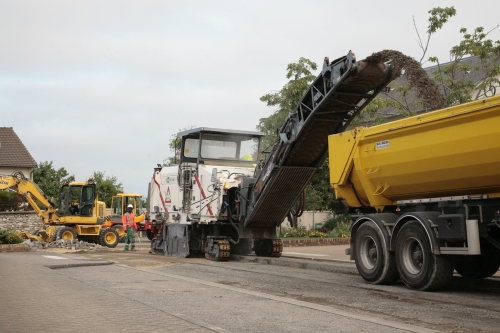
[{"x1": 0, "y1": 171, "x2": 119, "y2": 247}]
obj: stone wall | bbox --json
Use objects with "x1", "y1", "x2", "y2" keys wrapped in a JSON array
[{"x1": 0, "y1": 211, "x2": 43, "y2": 233}]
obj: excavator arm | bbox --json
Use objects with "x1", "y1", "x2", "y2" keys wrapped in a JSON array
[{"x1": 0, "y1": 173, "x2": 59, "y2": 225}]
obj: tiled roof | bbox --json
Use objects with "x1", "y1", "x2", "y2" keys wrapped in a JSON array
[{"x1": 0, "y1": 127, "x2": 37, "y2": 168}]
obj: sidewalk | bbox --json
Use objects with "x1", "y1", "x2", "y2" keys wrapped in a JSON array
[{"x1": 282, "y1": 244, "x2": 352, "y2": 262}]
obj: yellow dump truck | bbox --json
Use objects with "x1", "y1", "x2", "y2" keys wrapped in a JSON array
[{"x1": 329, "y1": 95, "x2": 500, "y2": 290}]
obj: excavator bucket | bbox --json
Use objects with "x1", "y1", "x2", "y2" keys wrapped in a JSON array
[{"x1": 21, "y1": 232, "x2": 46, "y2": 243}]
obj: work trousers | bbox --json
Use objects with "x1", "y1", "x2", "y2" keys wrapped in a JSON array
[{"x1": 124, "y1": 227, "x2": 135, "y2": 250}]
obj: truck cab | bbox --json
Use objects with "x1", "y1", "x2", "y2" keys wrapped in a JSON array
[{"x1": 175, "y1": 127, "x2": 263, "y2": 220}]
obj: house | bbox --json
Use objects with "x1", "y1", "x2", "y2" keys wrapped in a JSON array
[{"x1": 0, "y1": 127, "x2": 37, "y2": 180}]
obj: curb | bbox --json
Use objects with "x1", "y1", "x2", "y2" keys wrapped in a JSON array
[
  {"x1": 231, "y1": 254, "x2": 358, "y2": 275},
  {"x1": 0, "y1": 243, "x2": 30, "y2": 253},
  {"x1": 282, "y1": 237, "x2": 350, "y2": 247},
  {"x1": 281, "y1": 254, "x2": 354, "y2": 264},
  {"x1": 45, "y1": 261, "x2": 114, "y2": 269}
]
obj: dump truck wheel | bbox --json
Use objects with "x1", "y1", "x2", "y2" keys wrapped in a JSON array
[
  {"x1": 146, "y1": 230, "x2": 154, "y2": 241},
  {"x1": 100, "y1": 228, "x2": 119, "y2": 248},
  {"x1": 58, "y1": 227, "x2": 77, "y2": 241},
  {"x1": 112, "y1": 225, "x2": 126, "y2": 242},
  {"x1": 455, "y1": 245, "x2": 500, "y2": 279},
  {"x1": 395, "y1": 221, "x2": 454, "y2": 291},
  {"x1": 354, "y1": 222, "x2": 399, "y2": 285}
]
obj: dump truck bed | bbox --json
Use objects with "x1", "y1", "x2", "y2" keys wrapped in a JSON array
[{"x1": 329, "y1": 95, "x2": 500, "y2": 211}]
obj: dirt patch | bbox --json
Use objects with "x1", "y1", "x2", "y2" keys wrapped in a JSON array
[
  {"x1": 367, "y1": 50, "x2": 445, "y2": 111},
  {"x1": 63, "y1": 251, "x2": 184, "y2": 269}
]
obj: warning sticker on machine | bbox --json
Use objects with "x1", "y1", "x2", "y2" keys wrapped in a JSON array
[{"x1": 376, "y1": 140, "x2": 390, "y2": 150}]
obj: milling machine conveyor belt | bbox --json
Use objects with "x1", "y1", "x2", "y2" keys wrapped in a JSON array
[{"x1": 245, "y1": 51, "x2": 397, "y2": 227}]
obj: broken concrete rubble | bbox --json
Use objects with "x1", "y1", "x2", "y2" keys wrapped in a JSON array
[{"x1": 21, "y1": 239, "x2": 104, "y2": 252}]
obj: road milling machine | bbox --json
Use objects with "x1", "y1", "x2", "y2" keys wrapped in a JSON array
[
  {"x1": 0, "y1": 172, "x2": 120, "y2": 247},
  {"x1": 149, "y1": 50, "x2": 398, "y2": 260}
]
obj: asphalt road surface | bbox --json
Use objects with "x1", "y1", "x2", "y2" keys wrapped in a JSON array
[{"x1": 47, "y1": 250, "x2": 500, "y2": 333}]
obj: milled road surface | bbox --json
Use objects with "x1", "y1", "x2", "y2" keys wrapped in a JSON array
[{"x1": 2, "y1": 249, "x2": 500, "y2": 332}]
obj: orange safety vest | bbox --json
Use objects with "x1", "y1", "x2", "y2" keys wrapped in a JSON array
[{"x1": 122, "y1": 213, "x2": 137, "y2": 232}]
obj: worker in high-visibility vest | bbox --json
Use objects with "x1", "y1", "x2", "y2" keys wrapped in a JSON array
[{"x1": 122, "y1": 204, "x2": 137, "y2": 251}]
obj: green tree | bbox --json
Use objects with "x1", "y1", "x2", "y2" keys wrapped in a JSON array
[
  {"x1": 361, "y1": 7, "x2": 496, "y2": 123},
  {"x1": 358, "y1": 8, "x2": 456, "y2": 123},
  {"x1": 429, "y1": 24, "x2": 500, "y2": 106},
  {"x1": 258, "y1": 57, "x2": 317, "y2": 149},
  {"x1": 413, "y1": 7, "x2": 457, "y2": 64},
  {"x1": 259, "y1": 57, "x2": 339, "y2": 212},
  {"x1": 33, "y1": 161, "x2": 75, "y2": 199},
  {"x1": 304, "y1": 159, "x2": 337, "y2": 212},
  {"x1": 352, "y1": 95, "x2": 402, "y2": 126},
  {"x1": 93, "y1": 171, "x2": 123, "y2": 207}
]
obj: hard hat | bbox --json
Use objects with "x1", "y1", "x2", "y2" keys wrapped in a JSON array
[{"x1": 127, "y1": 204, "x2": 133, "y2": 208}]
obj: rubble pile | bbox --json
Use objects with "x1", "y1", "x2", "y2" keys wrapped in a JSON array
[
  {"x1": 367, "y1": 50, "x2": 446, "y2": 111},
  {"x1": 23, "y1": 239, "x2": 104, "y2": 251}
]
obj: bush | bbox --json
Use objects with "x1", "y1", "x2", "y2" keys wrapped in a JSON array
[
  {"x1": 308, "y1": 230, "x2": 327, "y2": 238},
  {"x1": 280, "y1": 226, "x2": 308, "y2": 238},
  {"x1": 329, "y1": 221, "x2": 351, "y2": 238},
  {"x1": 278, "y1": 226, "x2": 327, "y2": 238},
  {"x1": 0, "y1": 190, "x2": 24, "y2": 211},
  {"x1": 317, "y1": 226, "x2": 329, "y2": 234},
  {"x1": 0, "y1": 229, "x2": 24, "y2": 244},
  {"x1": 322, "y1": 214, "x2": 352, "y2": 231}
]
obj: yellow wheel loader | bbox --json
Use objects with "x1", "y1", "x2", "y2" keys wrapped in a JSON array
[{"x1": 102, "y1": 193, "x2": 146, "y2": 241}]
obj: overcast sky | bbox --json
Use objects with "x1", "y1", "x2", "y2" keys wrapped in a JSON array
[{"x1": 1, "y1": 0, "x2": 499, "y2": 195}]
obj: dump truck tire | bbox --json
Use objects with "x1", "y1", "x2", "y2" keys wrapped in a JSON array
[
  {"x1": 455, "y1": 245, "x2": 500, "y2": 279},
  {"x1": 395, "y1": 221, "x2": 454, "y2": 291},
  {"x1": 354, "y1": 222, "x2": 399, "y2": 285},
  {"x1": 100, "y1": 228, "x2": 119, "y2": 248},
  {"x1": 58, "y1": 227, "x2": 77, "y2": 241}
]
